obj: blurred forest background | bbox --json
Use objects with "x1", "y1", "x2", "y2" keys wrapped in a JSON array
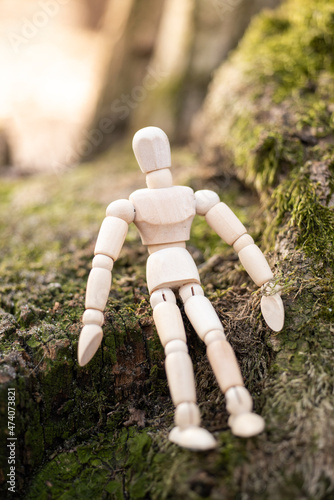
[
  {"x1": 1, "y1": 1, "x2": 334, "y2": 499},
  {"x1": 0, "y1": 0, "x2": 279, "y2": 172}
]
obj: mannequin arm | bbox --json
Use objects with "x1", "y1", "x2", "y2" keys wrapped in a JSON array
[
  {"x1": 78, "y1": 200, "x2": 135, "y2": 366},
  {"x1": 195, "y1": 190, "x2": 284, "y2": 331}
]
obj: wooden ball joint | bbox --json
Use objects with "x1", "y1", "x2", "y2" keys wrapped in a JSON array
[{"x1": 78, "y1": 126, "x2": 285, "y2": 451}]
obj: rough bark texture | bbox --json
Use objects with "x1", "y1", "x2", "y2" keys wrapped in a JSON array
[
  {"x1": 193, "y1": 0, "x2": 334, "y2": 497},
  {"x1": 1, "y1": 0, "x2": 334, "y2": 499}
]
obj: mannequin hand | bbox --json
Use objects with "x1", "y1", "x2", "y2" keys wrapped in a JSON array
[{"x1": 260, "y1": 281, "x2": 284, "y2": 332}]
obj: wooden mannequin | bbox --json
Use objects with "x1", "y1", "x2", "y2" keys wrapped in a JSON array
[{"x1": 78, "y1": 127, "x2": 284, "y2": 450}]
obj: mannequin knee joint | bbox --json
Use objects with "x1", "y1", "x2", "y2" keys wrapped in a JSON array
[
  {"x1": 179, "y1": 283, "x2": 204, "y2": 303},
  {"x1": 150, "y1": 288, "x2": 176, "y2": 309}
]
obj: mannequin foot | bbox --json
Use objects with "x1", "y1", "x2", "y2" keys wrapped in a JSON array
[
  {"x1": 169, "y1": 426, "x2": 217, "y2": 451},
  {"x1": 225, "y1": 386, "x2": 265, "y2": 437},
  {"x1": 228, "y1": 412, "x2": 265, "y2": 438}
]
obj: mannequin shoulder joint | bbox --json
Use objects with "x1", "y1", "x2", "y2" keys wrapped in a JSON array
[{"x1": 194, "y1": 190, "x2": 220, "y2": 215}]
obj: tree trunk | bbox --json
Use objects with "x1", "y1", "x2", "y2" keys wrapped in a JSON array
[
  {"x1": 1, "y1": 0, "x2": 334, "y2": 499},
  {"x1": 192, "y1": 0, "x2": 334, "y2": 497}
]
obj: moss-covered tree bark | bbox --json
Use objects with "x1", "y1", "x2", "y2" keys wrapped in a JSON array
[
  {"x1": 1, "y1": 0, "x2": 334, "y2": 499},
  {"x1": 192, "y1": 0, "x2": 334, "y2": 496}
]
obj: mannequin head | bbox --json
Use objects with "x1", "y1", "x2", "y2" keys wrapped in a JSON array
[{"x1": 132, "y1": 126, "x2": 173, "y2": 188}]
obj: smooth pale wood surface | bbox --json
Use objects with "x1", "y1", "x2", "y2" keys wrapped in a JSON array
[
  {"x1": 179, "y1": 282, "x2": 204, "y2": 303},
  {"x1": 175, "y1": 402, "x2": 201, "y2": 428},
  {"x1": 225, "y1": 386, "x2": 253, "y2": 415},
  {"x1": 238, "y1": 244, "x2": 274, "y2": 286},
  {"x1": 169, "y1": 426, "x2": 217, "y2": 450},
  {"x1": 146, "y1": 247, "x2": 200, "y2": 293},
  {"x1": 150, "y1": 287, "x2": 177, "y2": 308},
  {"x1": 153, "y1": 301, "x2": 187, "y2": 346},
  {"x1": 94, "y1": 216, "x2": 128, "y2": 261},
  {"x1": 82, "y1": 308, "x2": 104, "y2": 326},
  {"x1": 205, "y1": 202, "x2": 247, "y2": 245},
  {"x1": 165, "y1": 339, "x2": 188, "y2": 356},
  {"x1": 165, "y1": 351, "x2": 197, "y2": 405},
  {"x1": 132, "y1": 126, "x2": 171, "y2": 173},
  {"x1": 203, "y1": 329, "x2": 226, "y2": 345},
  {"x1": 233, "y1": 233, "x2": 254, "y2": 253},
  {"x1": 184, "y1": 295, "x2": 224, "y2": 340},
  {"x1": 194, "y1": 189, "x2": 220, "y2": 215},
  {"x1": 148, "y1": 241, "x2": 186, "y2": 255},
  {"x1": 130, "y1": 186, "x2": 195, "y2": 245},
  {"x1": 78, "y1": 324, "x2": 103, "y2": 366},
  {"x1": 229, "y1": 412, "x2": 265, "y2": 438},
  {"x1": 146, "y1": 168, "x2": 173, "y2": 188},
  {"x1": 92, "y1": 254, "x2": 114, "y2": 271},
  {"x1": 261, "y1": 293, "x2": 285, "y2": 331},
  {"x1": 85, "y1": 268, "x2": 111, "y2": 311},
  {"x1": 106, "y1": 199, "x2": 135, "y2": 224},
  {"x1": 207, "y1": 340, "x2": 244, "y2": 393}
]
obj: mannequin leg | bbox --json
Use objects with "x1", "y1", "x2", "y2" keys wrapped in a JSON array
[
  {"x1": 150, "y1": 287, "x2": 217, "y2": 450},
  {"x1": 179, "y1": 282, "x2": 265, "y2": 437}
]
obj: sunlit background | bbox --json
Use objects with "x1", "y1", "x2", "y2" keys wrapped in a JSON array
[{"x1": 0, "y1": 0, "x2": 280, "y2": 173}]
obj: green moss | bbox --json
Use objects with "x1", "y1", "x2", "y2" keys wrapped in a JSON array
[
  {"x1": 27, "y1": 425, "x2": 248, "y2": 500},
  {"x1": 195, "y1": 0, "x2": 334, "y2": 497},
  {"x1": 263, "y1": 164, "x2": 334, "y2": 265},
  {"x1": 239, "y1": 1, "x2": 334, "y2": 100},
  {"x1": 0, "y1": 142, "x2": 155, "y2": 494},
  {"x1": 204, "y1": 0, "x2": 334, "y2": 260}
]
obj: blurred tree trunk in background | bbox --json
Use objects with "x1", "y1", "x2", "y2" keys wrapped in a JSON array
[
  {"x1": 87, "y1": 0, "x2": 282, "y2": 151},
  {"x1": 130, "y1": 0, "x2": 281, "y2": 142},
  {"x1": 87, "y1": 0, "x2": 166, "y2": 145},
  {"x1": 0, "y1": 129, "x2": 10, "y2": 170},
  {"x1": 0, "y1": 0, "x2": 280, "y2": 172},
  {"x1": 82, "y1": 0, "x2": 109, "y2": 29}
]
